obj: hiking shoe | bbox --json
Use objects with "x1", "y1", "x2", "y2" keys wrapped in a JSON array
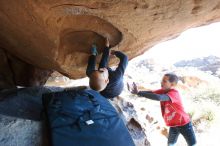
[{"x1": 91, "y1": 44, "x2": 98, "y2": 56}]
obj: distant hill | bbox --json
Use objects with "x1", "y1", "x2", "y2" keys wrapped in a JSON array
[{"x1": 174, "y1": 55, "x2": 220, "y2": 77}]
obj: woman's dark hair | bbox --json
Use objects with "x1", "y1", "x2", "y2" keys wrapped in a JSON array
[{"x1": 164, "y1": 73, "x2": 178, "y2": 84}]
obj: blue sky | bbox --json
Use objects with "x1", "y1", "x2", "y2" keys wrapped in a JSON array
[{"x1": 143, "y1": 22, "x2": 220, "y2": 64}]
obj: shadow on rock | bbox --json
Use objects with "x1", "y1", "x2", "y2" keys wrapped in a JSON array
[{"x1": 0, "y1": 87, "x2": 63, "y2": 121}]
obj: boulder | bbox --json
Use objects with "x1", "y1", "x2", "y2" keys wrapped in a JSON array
[{"x1": 1, "y1": 0, "x2": 220, "y2": 87}]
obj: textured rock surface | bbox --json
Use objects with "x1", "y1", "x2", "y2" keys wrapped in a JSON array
[
  {"x1": 110, "y1": 97, "x2": 151, "y2": 146},
  {"x1": 0, "y1": 115, "x2": 45, "y2": 146},
  {"x1": 0, "y1": 48, "x2": 52, "y2": 89},
  {"x1": 1, "y1": 0, "x2": 220, "y2": 85},
  {"x1": 0, "y1": 49, "x2": 15, "y2": 89}
]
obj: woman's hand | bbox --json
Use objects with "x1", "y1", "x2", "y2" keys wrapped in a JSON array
[{"x1": 127, "y1": 82, "x2": 139, "y2": 94}]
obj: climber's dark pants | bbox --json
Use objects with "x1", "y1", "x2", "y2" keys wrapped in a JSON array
[{"x1": 86, "y1": 47, "x2": 110, "y2": 77}]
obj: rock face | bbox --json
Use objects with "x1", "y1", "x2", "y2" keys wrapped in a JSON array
[
  {"x1": 0, "y1": 49, "x2": 52, "y2": 89},
  {"x1": 1, "y1": 0, "x2": 220, "y2": 87}
]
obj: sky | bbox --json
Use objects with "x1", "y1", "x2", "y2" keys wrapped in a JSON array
[{"x1": 142, "y1": 22, "x2": 220, "y2": 65}]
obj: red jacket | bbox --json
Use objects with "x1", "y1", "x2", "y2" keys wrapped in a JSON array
[{"x1": 153, "y1": 89, "x2": 190, "y2": 127}]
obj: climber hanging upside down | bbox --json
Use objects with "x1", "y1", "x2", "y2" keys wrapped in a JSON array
[{"x1": 86, "y1": 38, "x2": 128, "y2": 99}]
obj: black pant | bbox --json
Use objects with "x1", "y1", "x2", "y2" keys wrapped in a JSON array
[
  {"x1": 86, "y1": 47, "x2": 110, "y2": 77},
  {"x1": 168, "y1": 122, "x2": 196, "y2": 146}
]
